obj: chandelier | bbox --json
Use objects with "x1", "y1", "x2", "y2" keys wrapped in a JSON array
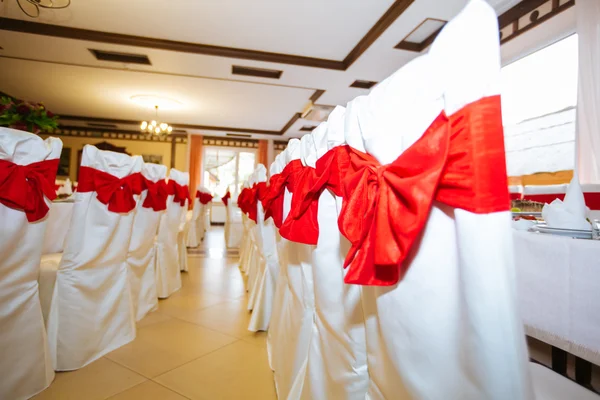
[
  {"x1": 141, "y1": 105, "x2": 173, "y2": 136},
  {"x1": 7, "y1": 0, "x2": 71, "y2": 18}
]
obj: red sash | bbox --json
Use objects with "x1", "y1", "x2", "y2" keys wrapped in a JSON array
[
  {"x1": 222, "y1": 190, "x2": 231, "y2": 206},
  {"x1": 278, "y1": 147, "x2": 349, "y2": 244},
  {"x1": 284, "y1": 95, "x2": 509, "y2": 286},
  {"x1": 142, "y1": 178, "x2": 168, "y2": 211},
  {"x1": 77, "y1": 166, "x2": 143, "y2": 213},
  {"x1": 247, "y1": 182, "x2": 268, "y2": 223},
  {"x1": 166, "y1": 180, "x2": 189, "y2": 206},
  {"x1": 261, "y1": 160, "x2": 303, "y2": 228},
  {"x1": 0, "y1": 158, "x2": 59, "y2": 222},
  {"x1": 238, "y1": 187, "x2": 251, "y2": 215},
  {"x1": 196, "y1": 191, "x2": 213, "y2": 205}
]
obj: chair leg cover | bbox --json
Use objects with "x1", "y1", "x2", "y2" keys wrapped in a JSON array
[
  {"x1": 48, "y1": 193, "x2": 138, "y2": 371},
  {"x1": 126, "y1": 192, "x2": 161, "y2": 322},
  {"x1": 299, "y1": 191, "x2": 369, "y2": 399},
  {"x1": 1, "y1": 207, "x2": 56, "y2": 399},
  {"x1": 270, "y1": 240, "x2": 315, "y2": 400},
  {"x1": 0, "y1": 130, "x2": 60, "y2": 399},
  {"x1": 155, "y1": 200, "x2": 183, "y2": 298}
]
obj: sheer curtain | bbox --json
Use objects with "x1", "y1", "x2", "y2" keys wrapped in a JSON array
[{"x1": 576, "y1": 0, "x2": 600, "y2": 183}]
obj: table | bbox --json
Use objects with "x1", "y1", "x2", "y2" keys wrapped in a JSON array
[
  {"x1": 514, "y1": 230, "x2": 600, "y2": 381},
  {"x1": 42, "y1": 201, "x2": 74, "y2": 254}
]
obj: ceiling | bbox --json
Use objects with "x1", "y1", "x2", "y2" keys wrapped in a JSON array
[{"x1": 0, "y1": 0, "x2": 574, "y2": 140}]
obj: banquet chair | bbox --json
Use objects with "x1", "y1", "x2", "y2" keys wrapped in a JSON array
[
  {"x1": 175, "y1": 171, "x2": 190, "y2": 272},
  {"x1": 155, "y1": 168, "x2": 186, "y2": 298},
  {"x1": 247, "y1": 165, "x2": 281, "y2": 332},
  {"x1": 510, "y1": 185, "x2": 524, "y2": 201},
  {"x1": 289, "y1": 107, "x2": 370, "y2": 399},
  {"x1": 186, "y1": 189, "x2": 201, "y2": 248},
  {"x1": 245, "y1": 169, "x2": 263, "y2": 308},
  {"x1": 238, "y1": 181, "x2": 253, "y2": 274},
  {"x1": 196, "y1": 186, "x2": 211, "y2": 242},
  {"x1": 523, "y1": 184, "x2": 568, "y2": 203},
  {"x1": 339, "y1": 0, "x2": 532, "y2": 398},
  {"x1": 186, "y1": 187, "x2": 209, "y2": 247},
  {"x1": 0, "y1": 128, "x2": 61, "y2": 400},
  {"x1": 269, "y1": 137, "x2": 317, "y2": 400},
  {"x1": 45, "y1": 144, "x2": 143, "y2": 371},
  {"x1": 126, "y1": 163, "x2": 167, "y2": 321},
  {"x1": 225, "y1": 194, "x2": 243, "y2": 249}
]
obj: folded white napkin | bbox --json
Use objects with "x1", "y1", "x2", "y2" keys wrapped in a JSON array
[
  {"x1": 512, "y1": 219, "x2": 536, "y2": 231},
  {"x1": 542, "y1": 173, "x2": 590, "y2": 230}
]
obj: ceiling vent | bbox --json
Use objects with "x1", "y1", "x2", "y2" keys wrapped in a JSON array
[
  {"x1": 226, "y1": 133, "x2": 252, "y2": 138},
  {"x1": 395, "y1": 18, "x2": 447, "y2": 52},
  {"x1": 299, "y1": 125, "x2": 317, "y2": 132},
  {"x1": 350, "y1": 80, "x2": 378, "y2": 89},
  {"x1": 301, "y1": 103, "x2": 335, "y2": 122},
  {"x1": 89, "y1": 49, "x2": 151, "y2": 65},
  {"x1": 232, "y1": 65, "x2": 282, "y2": 79}
]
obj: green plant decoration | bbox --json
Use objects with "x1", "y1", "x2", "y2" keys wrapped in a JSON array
[{"x1": 0, "y1": 95, "x2": 59, "y2": 133}]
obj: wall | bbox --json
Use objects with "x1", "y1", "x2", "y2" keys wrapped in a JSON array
[{"x1": 41, "y1": 134, "x2": 187, "y2": 181}]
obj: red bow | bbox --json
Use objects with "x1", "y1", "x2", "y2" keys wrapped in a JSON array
[
  {"x1": 336, "y1": 95, "x2": 509, "y2": 286},
  {"x1": 77, "y1": 166, "x2": 143, "y2": 213},
  {"x1": 142, "y1": 178, "x2": 168, "y2": 211},
  {"x1": 0, "y1": 158, "x2": 59, "y2": 222},
  {"x1": 261, "y1": 160, "x2": 303, "y2": 228},
  {"x1": 237, "y1": 188, "x2": 250, "y2": 215},
  {"x1": 196, "y1": 191, "x2": 213, "y2": 205},
  {"x1": 247, "y1": 182, "x2": 268, "y2": 223},
  {"x1": 166, "y1": 180, "x2": 189, "y2": 206},
  {"x1": 222, "y1": 190, "x2": 231, "y2": 206}
]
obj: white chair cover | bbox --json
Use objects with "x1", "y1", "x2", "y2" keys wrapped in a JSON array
[
  {"x1": 0, "y1": 128, "x2": 61, "y2": 400},
  {"x1": 225, "y1": 194, "x2": 243, "y2": 249},
  {"x1": 176, "y1": 172, "x2": 190, "y2": 272},
  {"x1": 42, "y1": 201, "x2": 74, "y2": 255},
  {"x1": 299, "y1": 108, "x2": 370, "y2": 399},
  {"x1": 351, "y1": 1, "x2": 532, "y2": 398},
  {"x1": 186, "y1": 194, "x2": 202, "y2": 248},
  {"x1": 239, "y1": 182, "x2": 253, "y2": 274},
  {"x1": 190, "y1": 185, "x2": 210, "y2": 245},
  {"x1": 271, "y1": 138, "x2": 316, "y2": 400},
  {"x1": 127, "y1": 163, "x2": 167, "y2": 321},
  {"x1": 248, "y1": 164, "x2": 280, "y2": 332},
  {"x1": 47, "y1": 144, "x2": 143, "y2": 371},
  {"x1": 245, "y1": 168, "x2": 263, "y2": 309},
  {"x1": 155, "y1": 168, "x2": 186, "y2": 298}
]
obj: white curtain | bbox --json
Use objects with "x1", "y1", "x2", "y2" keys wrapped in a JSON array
[{"x1": 576, "y1": 0, "x2": 600, "y2": 183}]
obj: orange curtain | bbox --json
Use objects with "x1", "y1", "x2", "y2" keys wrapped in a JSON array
[
  {"x1": 258, "y1": 140, "x2": 268, "y2": 166},
  {"x1": 188, "y1": 135, "x2": 203, "y2": 209}
]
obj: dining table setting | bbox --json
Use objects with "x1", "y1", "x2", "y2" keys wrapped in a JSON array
[{"x1": 512, "y1": 175, "x2": 600, "y2": 386}]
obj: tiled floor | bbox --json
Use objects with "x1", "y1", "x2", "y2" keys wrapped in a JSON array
[{"x1": 34, "y1": 227, "x2": 277, "y2": 400}]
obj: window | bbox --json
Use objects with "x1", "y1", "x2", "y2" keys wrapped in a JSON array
[
  {"x1": 202, "y1": 147, "x2": 256, "y2": 201},
  {"x1": 501, "y1": 34, "x2": 578, "y2": 177}
]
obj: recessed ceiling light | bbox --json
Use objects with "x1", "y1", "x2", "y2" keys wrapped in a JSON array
[{"x1": 130, "y1": 95, "x2": 182, "y2": 110}]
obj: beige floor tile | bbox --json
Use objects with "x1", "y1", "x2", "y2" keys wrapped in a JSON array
[
  {"x1": 106, "y1": 319, "x2": 237, "y2": 378},
  {"x1": 178, "y1": 299, "x2": 253, "y2": 338},
  {"x1": 33, "y1": 358, "x2": 146, "y2": 400},
  {"x1": 155, "y1": 341, "x2": 276, "y2": 400},
  {"x1": 242, "y1": 331, "x2": 268, "y2": 348},
  {"x1": 107, "y1": 381, "x2": 188, "y2": 400},
  {"x1": 136, "y1": 311, "x2": 172, "y2": 329}
]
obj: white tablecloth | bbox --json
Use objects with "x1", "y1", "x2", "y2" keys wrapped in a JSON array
[
  {"x1": 514, "y1": 230, "x2": 600, "y2": 365},
  {"x1": 42, "y1": 201, "x2": 74, "y2": 254}
]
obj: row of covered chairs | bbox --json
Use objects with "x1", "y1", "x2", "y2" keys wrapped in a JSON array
[
  {"x1": 236, "y1": 1, "x2": 598, "y2": 399},
  {"x1": 0, "y1": 129, "x2": 210, "y2": 400}
]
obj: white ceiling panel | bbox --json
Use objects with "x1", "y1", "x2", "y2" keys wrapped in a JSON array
[
  {"x1": 0, "y1": 0, "x2": 394, "y2": 60},
  {"x1": 0, "y1": 57, "x2": 313, "y2": 131}
]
